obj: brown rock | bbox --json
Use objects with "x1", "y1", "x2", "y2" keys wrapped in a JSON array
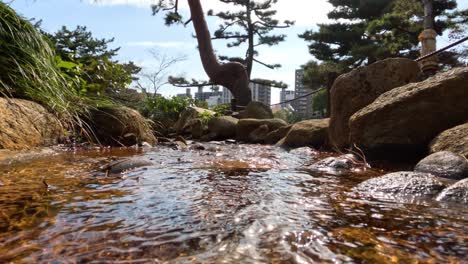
[
  {"x1": 430, "y1": 123, "x2": 468, "y2": 158},
  {"x1": 89, "y1": 106, "x2": 156, "y2": 147},
  {"x1": 278, "y1": 119, "x2": 329, "y2": 148},
  {"x1": 248, "y1": 124, "x2": 270, "y2": 143},
  {"x1": 238, "y1": 101, "x2": 273, "y2": 119},
  {"x1": 208, "y1": 116, "x2": 239, "y2": 139},
  {"x1": 329, "y1": 58, "x2": 420, "y2": 149},
  {"x1": 349, "y1": 67, "x2": 468, "y2": 156},
  {"x1": 0, "y1": 98, "x2": 64, "y2": 150},
  {"x1": 265, "y1": 125, "x2": 292, "y2": 145},
  {"x1": 174, "y1": 107, "x2": 214, "y2": 134},
  {"x1": 236, "y1": 118, "x2": 288, "y2": 142}
]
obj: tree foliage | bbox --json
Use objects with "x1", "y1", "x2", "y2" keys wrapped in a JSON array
[
  {"x1": 46, "y1": 26, "x2": 141, "y2": 96},
  {"x1": 300, "y1": 0, "x2": 463, "y2": 69},
  {"x1": 207, "y1": 0, "x2": 293, "y2": 77},
  {"x1": 152, "y1": 0, "x2": 290, "y2": 94}
]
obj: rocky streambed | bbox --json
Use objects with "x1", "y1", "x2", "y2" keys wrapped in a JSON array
[{"x1": 0, "y1": 142, "x2": 466, "y2": 263}]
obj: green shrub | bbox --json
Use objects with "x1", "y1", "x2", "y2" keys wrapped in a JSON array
[{"x1": 0, "y1": 3, "x2": 82, "y2": 118}]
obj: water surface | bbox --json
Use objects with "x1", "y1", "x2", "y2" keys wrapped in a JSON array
[{"x1": 0, "y1": 144, "x2": 466, "y2": 263}]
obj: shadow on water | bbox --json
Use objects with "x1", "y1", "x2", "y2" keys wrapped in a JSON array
[{"x1": 0, "y1": 144, "x2": 466, "y2": 263}]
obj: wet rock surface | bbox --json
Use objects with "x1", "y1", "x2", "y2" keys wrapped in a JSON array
[
  {"x1": 430, "y1": 123, "x2": 468, "y2": 158},
  {"x1": 436, "y1": 178, "x2": 468, "y2": 203},
  {"x1": 102, "y1": 157, "x2": 154, "y2": 174},
  {"x1": 415, "y1": 151, "x2": 468, "y2": 180},
  {"x1": 307, "y1": 154, "x2": 366, "y2": 175},
  {"x1": 354, "y1": 171, "x2": 448, "y2": 197}
]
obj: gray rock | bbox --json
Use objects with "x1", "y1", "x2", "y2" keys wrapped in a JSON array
[
  {"x1": 415, "y1": 151, "x2": 468, "y2": 180},
  {"x1": 436, "y1": 178, "x2": 468, "y2": 203},
  {"x1": 307, "y1": 154, "x2": 361, "y2": 175},
  {"x1": 103, "y1": 158, "x2": 154, "y2": 174},
  {"x1": 354, "y1": 171, "x2": 448, "y2": 196}
]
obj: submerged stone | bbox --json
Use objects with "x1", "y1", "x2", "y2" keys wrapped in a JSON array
[
  {"x1": 436, "y1": 178, "x2": 468, "y2": 203},
  {"x1": 354, "y1": 171, "x2": 448, "y2": 197},
  {"x1": 102, "y1": 157, "x2": 154, "y2": 174}
]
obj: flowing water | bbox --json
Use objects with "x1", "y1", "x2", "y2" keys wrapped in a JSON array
[{"x1": 0, "y1": 143, "x2": 466, "y2": 263}]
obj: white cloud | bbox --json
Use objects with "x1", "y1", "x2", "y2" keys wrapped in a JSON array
[
  {"x1": 126, "y1": 41, "x2": 193, "y2": 48},
  {"x1": 87, "y1": 0, "x2": 332, "y2": 26}
]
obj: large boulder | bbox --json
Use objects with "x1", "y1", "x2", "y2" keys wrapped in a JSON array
[
  {"x1": 354, "y1": 171, "x2": 448, "y2": 197},
  {"x1": 238, "y1": 101, "x2": 273, "y2": 119},
  {"x1": 430, "y1": 123, "x2": 468, "y2": 158},
  {"x1": 236, "y1": 118, "x2": 288, "y2": 142},
  {"x1": 174, "y1": 107, "x2": 215, "y2": 134},
  {"x1": 0, "y1": 98, "x2": 64, "y2": 150},
  {"x1": 329, "y1": 58, "x2": 420, "y2": 149},
  {"x1": 436, "y1": 178, "x2": 468, "y2": 203},
  {"x1": 89, "y1": 106, "x2": 156, "y2": 146},
  {"x1": 208, "y1": 116, "x2": 239, "y2": 139},
  {"x1": 278, "y1": 119, "x2": 329, "y2": 148},
  {"x1": 414, "y1": 151, "x2": 468, "y2": 180},
  {"x1": 349, "y1": 67, "x2": 468, "y2": 156}
]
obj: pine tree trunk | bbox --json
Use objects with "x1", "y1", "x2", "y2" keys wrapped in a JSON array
[
  {"x1": 422, "y1": 0, "x2": 434, "y2": 30},
  {"x1": 187, "y1": 0, "x2": 252, "y2": 106}
]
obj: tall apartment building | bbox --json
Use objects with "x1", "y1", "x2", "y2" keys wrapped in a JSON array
[
  {"x1": 221, "y1": 82, "x2": 271, "y2": 106},
  {"x1": 292, "y1": 69, "x2": 314, "y2": 117},
  {"x1": 280, "y1": 89, "x2": 295, "y2": 109}
]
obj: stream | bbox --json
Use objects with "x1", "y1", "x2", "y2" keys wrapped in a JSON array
[{"x1": 0, "y1": 143, "x2": 466, "y2": 263}]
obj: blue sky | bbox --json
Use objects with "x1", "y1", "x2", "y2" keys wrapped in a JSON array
[{"x1": 7, "y1": 0, "x2": 468, "y2": 103}]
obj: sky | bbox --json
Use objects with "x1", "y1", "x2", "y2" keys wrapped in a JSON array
[
  {"x1": 8, "y1": 0, "x2": 335, "y2": 103},
  {"x1": 7, "y1": 0, "x2": 468, "y2": 103}
]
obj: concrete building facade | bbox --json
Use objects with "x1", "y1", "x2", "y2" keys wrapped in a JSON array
[
  {"x1": 292, "y1": 69, "x2": 314, "y2": 118},
  {"x1": 221, "y1": 82, "x2": 271, "y2": 106}
]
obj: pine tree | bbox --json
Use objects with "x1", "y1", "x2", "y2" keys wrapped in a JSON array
[
  {"x1": 208, "y1": 0, "x2": 293, "y2": 78},
  {"x1": 299, "y1": 0, "x2": 460, "y2": 69},
  {"x1": 151, "y1": 0, "x2": 292, "y2": 105},
  {"x1": 152, "y1": 0, "x2": 252, "y2": 106}
]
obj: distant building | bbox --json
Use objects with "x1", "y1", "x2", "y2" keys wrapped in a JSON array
[
  {"x1": 292, "y1": 69, "x2": 314, "y2": 118},
  {"x1": 195, "y1": 86, "x2": 222, "y2": 102},
  {"x1": 221, "y1": 82, "x2": 271, "y2": 106},
  {"x1": 176, "y1": 88, "x2": 192, "y2": 99},
  {"x1": 280, "y1": 89, "x2": 295, "y2": 109}
]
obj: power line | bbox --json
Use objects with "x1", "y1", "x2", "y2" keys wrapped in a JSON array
[{"x1": 270, "y1": 87, "x2": 325, "y2": 106}]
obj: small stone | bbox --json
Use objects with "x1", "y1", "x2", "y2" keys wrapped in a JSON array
[
  {"x1": 103, "y1": 158, "x2": 154, "y2": 174},
  {"x1": 415, "y1": 151, "x2": 468, "y2": 180}
]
